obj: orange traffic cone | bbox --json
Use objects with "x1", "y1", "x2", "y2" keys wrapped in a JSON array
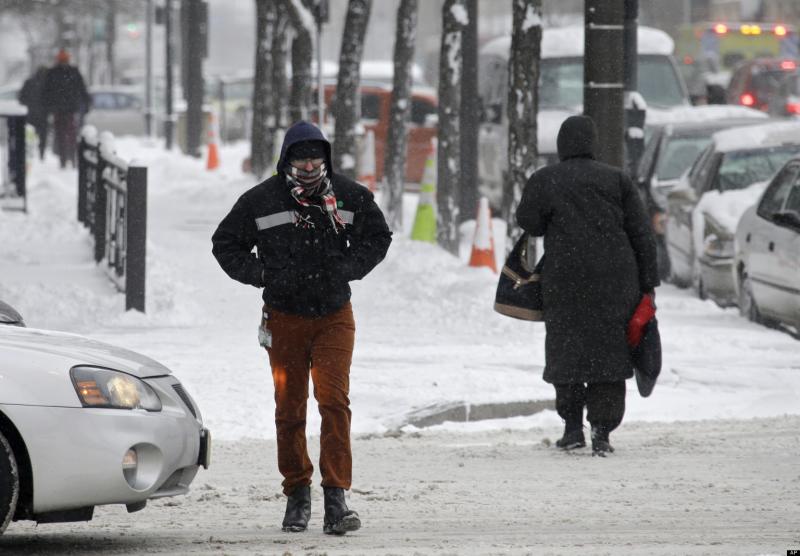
[
  {"x1": 358, "y1": 128, "x2": 377, "y2": 192},
  {"x1": 468, "y1": 197, "x2": 497, "y2": 272},
  {"x1": 206, "y1": 111, "x2": 220, "y2": 171}
]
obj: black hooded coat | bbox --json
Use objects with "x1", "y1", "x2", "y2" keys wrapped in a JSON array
[
  {"x1": 212, "y1": 121, "x2": 392, "y2": 317},
  {"x1": 515, "y1": 115, "x2": 659, "y2": 384}
]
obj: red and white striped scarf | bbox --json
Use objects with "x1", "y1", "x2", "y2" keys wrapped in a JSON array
[{"x1": 287, "y1": 163, "x2": 345, "y2": 233}]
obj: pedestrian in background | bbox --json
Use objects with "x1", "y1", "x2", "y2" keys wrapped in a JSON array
[
  {"x1": 516, "y1": 115, "x2": 659, "y2": 456},
  {"x1": 41, "y1": 49, "x2": 90, "y2": 169},
  {"x1": 17, "y1": 66, "x2": 49, "y2": 160},
  {"x1": 212, "y1": 121, "x2": 392, "y2": 534}
]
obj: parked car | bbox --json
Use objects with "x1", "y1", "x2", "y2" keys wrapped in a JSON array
[
  {"x1": 478, "y1": 25, "x2": 691, "y2": 209},
  {"x1": 85, "y1": 86, "x2": 146, "y2": 137},
  {"x1": 665, "y1": 121, "x2": 800, "y2": 305},
  {"x1": 635, "y1": 106, "x2": 768, "y2": 279},
  {"x1": 767, "y1": 69, "x2": 800, "y2": 117},
  {"x1": 0, "y1": 301, "x2": 210, "y2": 534},
  {"x1": 735, "y1": 156, "x2": 800, "y2": 332},
  {"x1": 726, "y1": 57, "x2": 799, "y2": 112}
]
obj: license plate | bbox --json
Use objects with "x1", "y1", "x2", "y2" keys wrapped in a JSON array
[{"x1": 198, "y1": 428, "x2": 211, "y2": 469}]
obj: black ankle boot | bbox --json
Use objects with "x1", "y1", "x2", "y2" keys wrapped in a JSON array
[
  {"x1": 323, "y1": 487, "x2": 361, "y2": 535},
  {"x1": 555, "y1": 427, "x2": 586, "y2": 450},
  {"x1": 591, "y1": 425, "x2": 615, "y2": 457},
  {"x1": 282, "y1": 485, "x2": 311, "y2": 532}
]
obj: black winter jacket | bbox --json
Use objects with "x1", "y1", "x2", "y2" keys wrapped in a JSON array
[
  {"x1": 212, "y1": 122, "x2": 392, "y2": 317},
  {"x1": 42, "y1": 65, "x2": 90, "y2": 114},
  {"x1": 516, "y1": 115, "x2": 659, "y2": 384}
]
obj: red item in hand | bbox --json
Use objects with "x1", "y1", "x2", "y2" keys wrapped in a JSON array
[{"x1": 627, "y1": 294, "x2": 656, "y2": 348}]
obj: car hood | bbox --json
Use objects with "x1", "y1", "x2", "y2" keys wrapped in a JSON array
[{"x1": 0, "y1": 326, "x2": 172, "y2": 378}]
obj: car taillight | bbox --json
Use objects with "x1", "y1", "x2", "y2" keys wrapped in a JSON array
[
  {"x1": 787, "y1": 102, "x2": 800, "y2": 114},
  {"x1": 740, "y1": 93, "x2": 756, "y2": 106},
  {"x1": 781, "y1": 60, "x2": 797, "y2": 71}
]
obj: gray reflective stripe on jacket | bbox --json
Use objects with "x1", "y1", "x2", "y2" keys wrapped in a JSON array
[
  {"x1": 256, "y1": 209, "x2": 355, "y2": 230},
  {"x1": 255, "y1": 211, "x2": 295, "y2": 230}
]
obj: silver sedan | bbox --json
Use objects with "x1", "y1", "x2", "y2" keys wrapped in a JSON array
[
  {"x1": 735, "y1": 158, "x2": 800, "y2": 332},
  {"x1": 0, "y1": 301, "x2": 210, "y2": 534}
]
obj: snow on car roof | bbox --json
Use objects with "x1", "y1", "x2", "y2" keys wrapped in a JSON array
[
  {"x1": 481, "y1": 25, "x2": 674, "y2": 60},
  {"x1": 647, "y1": 105, "x2": 767, "y2": 127},
  {"x1": 712, "y1": 120, "x2": 800, "y2": 152}
]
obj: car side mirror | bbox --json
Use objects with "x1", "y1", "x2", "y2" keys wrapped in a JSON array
[
  {"x1": 772, "y1": 211, "x2": 800, "y2": 230},
  {"x1": 667, "y1": 187, "x2": 697, "y2": 204},
  {"x1": 0, "y1": 301, "x2": 25, "y2": 327}
]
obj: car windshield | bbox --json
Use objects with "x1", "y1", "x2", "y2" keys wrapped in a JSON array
[
  {"x1": 656, "y1": 136, "x2": 712, "y2": 180},
  {"x1": 540, "y1": 55, "x2": 687, "y2": 109},
  {"x1": 717, "y1": 146, "x2": 799, "y2": 192}
]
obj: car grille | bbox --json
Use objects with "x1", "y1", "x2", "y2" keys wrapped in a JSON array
[{"x1": 172, "y1": 383, "x2": 197, "y2": 418}]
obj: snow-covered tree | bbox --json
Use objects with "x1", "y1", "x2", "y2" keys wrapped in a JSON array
[
  {"x1": 283, "y1": 0, "x2": 314, "y2": 123},
  {"x1": 383, "y1": 0, "x2": 418, "y2": 232},
  {"x1": 272, "y1": 2, "x2": 291, "y2": 130},
  {"x1": 436, "y1": 0, "x2": 466, "y2": 255},
  {"x1": 332, "y1": 0, "x2": 372, "y2": 179},
  {"x1": 505, "y1": 0, "x2": 542, "y2": 249},
  {"x1": 251, "y1": 0, "x2": 277, "y2": 179}
]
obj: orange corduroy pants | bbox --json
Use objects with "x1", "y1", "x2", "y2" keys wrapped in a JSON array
[{"x1": 263, "y1": 302, "x2": 355, "y2": 495}]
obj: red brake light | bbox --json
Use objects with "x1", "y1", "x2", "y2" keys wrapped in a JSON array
[
  {"x1": 786, "y1": 102, "x2": 800, "y2": 114},
  {"x1": 740, "y1": 93, "x2": 756, "y2": 106},
  {"x1": 714, "y1": 23, "x2": 728, "y2": 35},
  {"x1": 775, "y1": 25, "x2": 788, "y2": 37},
  {"x1": 781, "y1": 60, "x2": 797, "y2": 70}
]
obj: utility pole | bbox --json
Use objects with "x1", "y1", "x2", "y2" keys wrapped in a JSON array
[
  {"x1": 623, "y1": 0, "x2": 645, "y2": 177},
  {"x1": 183, "y1": 0, "x2": 208, "y2": 158},
  {"x1": 460, "y1": 0, "x2": 479, "y2": 224},
  {"x1": 584, "y1": 0, "x2": 625, "y2": 168},
  {"x1": 106, "y1": 1, "x2": 117, "y2": 85},
  {"x1": 145, "y1": 0, "x2": 154, "y2": 136},
  {"x1": 165, "y1": 0, "x2": 175, "y2": 150}
]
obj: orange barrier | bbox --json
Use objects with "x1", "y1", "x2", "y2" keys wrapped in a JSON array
[
  {"x1": 206, "y1": 112, "x2": 220, "y2": 171},
  {"x1": 468, "y1": 197, "x2": 497, "y2": 272}
]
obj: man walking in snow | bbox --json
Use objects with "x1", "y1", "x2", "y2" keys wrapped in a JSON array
[
  {"x1": 212, "y1": 121, "x2": 392, "y2": 534},
  {"x1": 516, "y1": 115, "x2": 659, "y2": 456},
  {"x1": 41, "y1": 49, "x2": 91, "y2": 169}
]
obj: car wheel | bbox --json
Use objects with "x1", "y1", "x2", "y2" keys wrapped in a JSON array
[
  {"x1": 0, "y1": 430, "x2": 19, "y2": 535},
  {"x1": 738, "y1": 272, "x2": 762, "y2": 324}
]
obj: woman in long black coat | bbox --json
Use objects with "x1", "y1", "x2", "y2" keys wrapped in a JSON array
[{"x1": 516, "y1": 115, "x2": 659, "y2": 455}]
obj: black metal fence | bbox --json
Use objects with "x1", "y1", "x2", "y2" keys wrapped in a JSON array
[
  {"x1": 78, "y1": 126, "x2": 148, "y2": 313},
  {"x1": 0, "y1": 110, "x2": 27, "y2": 213}
]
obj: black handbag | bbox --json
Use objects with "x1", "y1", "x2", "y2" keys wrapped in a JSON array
[
  {"x1": 494, "y1": 233, "x2": 544, "y2": 321},
  {"x1": 632, "y1": 318, "x2": 662, "y2": 397}
]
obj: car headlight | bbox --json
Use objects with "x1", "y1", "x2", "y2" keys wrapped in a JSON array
[
  {"x1": 702, "y1": 214, "x2": 734, "y2": 259},
  {"x1": 70, "y1": 366, "x2": 162, "y2": 411}
]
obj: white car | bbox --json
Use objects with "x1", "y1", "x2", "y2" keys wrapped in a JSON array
[
  {"x1": 0, "y1": 301, "x2": 209, "y2": 534},
  {"x1": 735, "y1": 156, "x2": 800, "y2": 332}
]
